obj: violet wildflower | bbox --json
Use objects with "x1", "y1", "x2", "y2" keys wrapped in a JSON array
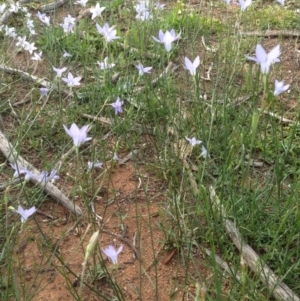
[
  {"x1": 110, "y1": 97, "x2": 124, "y2": 114},
  {"x1": 53, "y1": 66, "x2": 67, "y2": 77},
  {"x1": 96, "y1": 23, "x2": 119, "y2": 42},
  {"x1": 60, "y1": 14, "x2": 76, "y2": 33},
  {"x1": 97, "y1": 57, "x2": 115, "y2": 69},
  {"x1": 90, "y1": 3, "x2": 105, "y2": 20},
  {"x1": 39, "y1": 170, "x2": 59, "y2": 183},
  {"x1": 152, "y1": 29, "x2": 181, "y2": 52},
  {"x1": 155, "y1": 1, "x2": 165, "y2": 9},
  {"x1": 238, "y1": 0, "x2": 252, "y2": 11},
  {"x1": 63, "y1": 123, "x2": 92, "y2": 147},
  {"x1": 17, "y1": 205, "x2": 36, "y2": 223},
  {"x1": 75, "y1": 0, "x2": 88, "y2": 6},
  {"x1": 32, "y1": 51, "x2": 42, "y2": 61},
  {"x1": 23, "y1": 41, "x2": 37, "y2": 54},
  {"x1": 102, "y1": 245, "x2": 123, "y2": 264},
  {"x1": 0, "y1": 3, "x2": 6, "y2": 13},
  {"x1": 184, "y1": 56, "x2": 200, "y2": 76},
  {"x1": 63, "y1": 50, "x2": 72, "y2": 58},
  {"x1": 62, "y1": 72, "x2": 82, "y2": 87},
  {"x1": 274, "y1": 80, "x2": 289, "y2": 96},
  {"x1": 40, "y1": 87, "x2": 49, "y2": 96},
  {"x1": 201, "y1": 145, "x2": 210, "y2": 159},
  {"x1": 246, "y1": 44, "x2": 281, "y2": 74},
  {"x1": 37, "y1": 11, "x2": 50, "y2": 26},
  {"x1": 135, "y1": 63, "x2": 152, "y2": 76},
  {"x1": 186, "y1": 137, "x2": 202, "y2": 147},
  {"x1": 10, "y1": 163, "x2": 27, "y2": 178},
  {"x1": 87, "y1": 160, "x2": 103, "y2": 170}
]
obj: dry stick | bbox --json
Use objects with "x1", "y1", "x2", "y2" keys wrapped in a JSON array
[
  {"x1": 258, "y1": 108, "x2": 296, "y2": 124},
  {"x1": 0, "y1": 130, "x2": 82, "y2": 216},
  {"x1": 0, "y1": 64, "x2": 70, "y2": 97},
  {"x1": 209, "y1": 186, "x2": 300, "y2": 301},
  {"x1": 40, "y1": 0, "x2": 69, "y2": 12},
  {"x1": 203, "y1": 248, "x2": 242, "y2": 282},
  {"x1": 184, "y1": 161, "x2": 299, "y2": 300},
  {"x1": 239, "y1": 30, "x2": 300, "y2": 38}
]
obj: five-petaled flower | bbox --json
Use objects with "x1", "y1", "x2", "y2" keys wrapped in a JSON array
[
  {"x1": 97, "y1": 57, "x2": 115, "y2": 69},
  {"x1": 152, "y1": 29, "x2": 181, "y2": 52},
  {"x1": 96, "y1": 23, "x2": 120, "y2": 42},
  {"x1": 39, "y1": 170, "x2": 59, "y2": 183},
  {"x1": 135, "y1": 63, "x2": 152, "y2": 76},
  {"x1": 274, "y1": 80, "x2": 289, "y2": 96},
  {"x1": 40, "y1": 87, "x2": 49, "y2": 96},
  {"x1": 186, "y1": 137, "x2": 202, "y2": 146},
  {"x1": 87, "y1": 160, "x2": 103, "y2": 170},
  {"x1": 75, "y1": 0, "x2": 88, "y2": 6},
  {"x1": 184, "y1": 56, "x2": 200, "y2": 76},
  {"x1": 10, "y1": 163, "x2": 37, "y2": 181},
  {"x1": 110, "y1": 97, "x2": 124, "y2": 114},
  {"x1": 238, "y1": 0, "x2": 252, "y2": 11},
  {"x1": 17, "y1": 205, "x2": 36, "y2": 223},
  {"x1": 246, "y1": 44, "x2": 281, "y2": 74},
  {"x1": 62, "y1": 72, "x2": 82, "y2": 87},
  {"x1": 63, "y1": 123, "x2": 92, "y2": 147},
  {"x1": 90, "y1": 3, "x2": 105, "y2": 20},
  {"x1": 102, "y1": 245, "x2": 123, "y2": 264},
  {"x1": 53, "y1": 66, "x2": 67, "y2": 77}
]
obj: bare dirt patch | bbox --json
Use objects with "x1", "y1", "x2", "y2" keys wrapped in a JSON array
[{"x1": 13, "y1": 163, "x2": 207, "y2": 301}]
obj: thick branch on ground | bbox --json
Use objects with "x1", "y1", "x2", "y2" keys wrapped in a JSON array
[
  {"x1": 209, "y1": 186, "x2": 300, "y2": 301},
  {"x1": 0, "y1": 130, "x2": 82, "y2": 216}
]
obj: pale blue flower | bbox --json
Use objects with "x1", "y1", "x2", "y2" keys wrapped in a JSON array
[
  {"x1": 246, "y1": 44, "x2": 281, "y2": 74},
  {"x1": 37, "y1": 11, "x2": 50, "y2": 26},
  {"x1": 39, "y1": 170, "x2": 59, "y2": 183},
  {"x1": 110, "y1": 97, "x2": 124, "y2": 114},
  {"x1": 135, "y1": 63, "x2": 152, "y2": 75},
  {"x1": 40, "y1": 87, "x2": 49, "y2": 96},
  {"x1": 102, "y1": 245, "x2": 123, "y2": 264},
  {"x1": 186, "y1": 137, "x2": 202, "y2": 146},
  {"x1": 201, "y1": 145, "x2": 210, "y2": 158},
  {"x1": 97, "y1": 57, "x2": 115, "y2": 69},
  {"x1": 53, "y1": 66, "x2": 67, "y2": 77},
  {"x1": 276, "y1": 0, "x2": 284, "y2": 5},
  {"x1": 152, "y1": 29, "x2": 181, "y2": 52},
  {"x1": 75, "y1": 0, "x2": 88, "y2": 6},
  {"x1": 184, "y1": 56, "x2": 200, "y2": 76},
  {"x1": 62, "y1": 72, "x2": 82, "y2": 87},
  {"x1": 63, "y1": 123, "x2": 92, "y2": 146},
  {"x1": 17, "y1": 205, "x2": 36, "y2": 223},
  {"x1": 87, "y1": 161, "x2": 103, "y2": 170},
  {"x1": 96, "y1": 23, "x2": 120, "y2": 42},
  {"x1": 274, "y1": 80, "x2": 289, "y2": 96},
  {"x1": 238, "y1": 0, "x2": 252, "y2": 11},
  {"x1": 90, "y1": 3, "x2": 105, "y2": 20}
]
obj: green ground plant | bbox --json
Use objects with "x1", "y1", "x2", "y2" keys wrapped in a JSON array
[{"x1": 0, "y1": 0, "x2": 300, "y2": 300}]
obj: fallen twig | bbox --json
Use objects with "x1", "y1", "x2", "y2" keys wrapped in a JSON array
[
  {"x1": 209, "y1": 186, "x2": 300, "y2": 301},
  {"x1": 0, "y1": 64, "x2": 70, "y2": 96},
  {"x1": 258, "y1": 108, "x2": 296, "y2": 124},
  {"x1": 40, "y1": 0, "x2": 69, "y2": 12},
  {"x1": 0, "y1": 130, "x2": 82, "y2": 216},
  {"x1": 239, "y1": 30, "x2": 300, "y2": 38}
]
